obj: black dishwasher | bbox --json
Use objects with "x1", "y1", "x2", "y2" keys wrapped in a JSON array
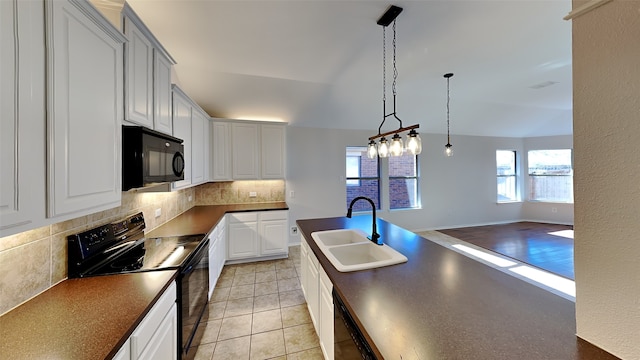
[{"x1": 333, "y1": 290, "x2": 377, "y2": 360}]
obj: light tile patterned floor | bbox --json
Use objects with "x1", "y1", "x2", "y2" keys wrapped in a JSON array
[{"x1": 192, "y1": 245, "x2": 324, "y2": 360}]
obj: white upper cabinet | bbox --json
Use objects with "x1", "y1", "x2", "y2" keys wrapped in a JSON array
[
  {"x1": 0, "y1": 0, "x2": 46, "y2": 237},
  {"x1": 261, "y1": 124, "x2": 286, "y2": 179},
  {"x1": 225, "y1": 121, "x2": 286, "y2": 181},
  {"x1": 191, "y1": 109, "x2": 207, "y2": 185},
  {"x1": 210, "y1": 121, "x2": 232, "y2": 181},
  {"x1": 122, "y1": 4, "x2": 176, "y2": 135},
  {"x1": 172, "y1": 85, "x2": 209, "y2": 190},
  {"x1": 123, "y1": 14, "x2": 153, "y2": 128},
  {"x1": 46, "y1": 0, "x2": 126, "y2": 219},
  {"x1": 153, "y1": 53, "x2": 173, "y2": 135},
  {"x1": 232, "y1": 123, "x2": 260, "y2": 180},
  {"x1": 171, "y1": 87, "x2": 192, "y2": 190}
]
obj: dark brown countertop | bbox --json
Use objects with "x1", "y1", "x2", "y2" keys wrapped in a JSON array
[
  {"x1": 146, "y1": 202, "x2": 289, "y2": 238},
  {"x1": 297, "y1": 216, "x2": 619, "y2": 360},
  {"x1": 0, "y1": 270, "x2": 177, "y2": 360}
]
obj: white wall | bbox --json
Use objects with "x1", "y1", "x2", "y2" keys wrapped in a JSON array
[
  {"x1": 286, "y1": 126, "x2": 536, "y2": 244},
  {"x1": 522, "y1": 135, "x2": 574, "y2": 224},
  {"x1": 572, "y1": 1, "x2": 640, "y2": 358}
]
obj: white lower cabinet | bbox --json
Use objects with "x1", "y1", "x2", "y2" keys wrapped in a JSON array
[
  {"x1": 227, "y1": 212, "x2": 259, "y2": 260},
  {"x1": 227, "y1": 211, "x2": 289, "y2": 261},
  {"x1": 209, "y1": 218, "x2": 226, "y2": 300},
  {"x1": 301, "y1": 235, "x2": 334, "y2": 360},
  {"x1": 129, "y1": 282, "x2": 178, "y2": 360},
  {"x1": 319, "y1": 266, "x2": 334, "y2": 360},
  {"x1": 113, "y1": 339, "x2": 131, "y2": 360}
]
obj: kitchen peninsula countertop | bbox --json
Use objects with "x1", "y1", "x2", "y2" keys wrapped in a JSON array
[
  {"x1": 297, "y1": 216, "x2": 619, "y2": 360},
  {"x1": 146, "y1": 202, "x2": 289, "y2": 238},
  {"x1": 0, "y1": 270, "x2": 177, "y2": 360}
]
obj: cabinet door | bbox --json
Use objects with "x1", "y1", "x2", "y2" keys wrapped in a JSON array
[
  {"x1": 319, "y1": 267, "x2": 334, "y2": 360},
  {"x1": 46, "y1": 0, "x2": 124, "y2": 218},
  {"x1": 208, "y1": 231, "x2": 218, "y2": 300},
  {"x1": 113, "y1": 338, "x2": 131, "y2": 360},
  {"x1": 231, "y1": 123, "x2": 259, "y2": 179},
  {"x1": 307, "y1": 250, "x2": 320, "y2": 333},
  {"x1": 227, "y1": 220, "x2": 259, "y2": 260},
  {"x1": 300, "y1": 238, "x2": 308, "y2": 298},
  {"x1": 171, "y1": 90, "x2": 191, "y2": 189},
  {"x1": 261, "y1": 124, "x2": 286, "y2": 179},
  {"x1": 137, "y1": 303, "x2": 178, "y2": 360},
  {"x1": 260, "y1": 219, "x2": 287, "y2": 255},
  {"x1": 191, "y1": 110, "x2": 206, "y2": 184},
  {"x1": 0, "y1": 0, "x2": 46, "y2": 237},
  {"x1": 153, "y1": 51, "x2": 173, "y2": 135},
  {"x1": 211, "y1": 121, "x2": 232, "y2": 181},
  {"x1": 123, "y1": 15, "x2": 153, "y2": 128},
  {"x1": 216, "y1": 220, "x2": 227, "y2": 277}
]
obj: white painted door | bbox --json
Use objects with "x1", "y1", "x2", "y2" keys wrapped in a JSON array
[
  {"x1": 227, "y1": 213, "x2": 259, "y2": 259},
  {"x1": 123, "y1": 15, "x2": 153, "y2": 128},
  {"x1": 211, "y1": 121, "x2": 232, "y2": 181},
  {"x1": 0, "y1": 0, "x2": 46, "y2": 237},
  {"x1": 46, "y1": 0, "x2": 124, "y2": 218},
  {"x1": 191, "y1": 110, "x2": 206, "y2": 184},
  {"x1": 153, "y1": 51, "x2": 173, "y2": 135},
  {"x1": 136, "y1": 304, "x2": 178, "y2": 360},
  {"x1": 259, "y1": 211, "x2": 289, "y2": 256},
  {"x1": 171, "y1": 90, "x2": 192, "y2": 190},
  {"x1": 319, "y1": 266, "x2": 334, "y2": 360},
  {"x1": 261, "y1": 124, "x2": 286, "y2": 179},
  {"x1": 231, "y1": 123, "x2": 260, "y2": 179}
]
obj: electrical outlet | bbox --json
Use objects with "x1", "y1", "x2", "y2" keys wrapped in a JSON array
[
  {"x1": 188, "y1": 195, "x2": 192, "y2": 202},
  {"x1": 249, "y1": 191, "x2": 257, "y2": 198},
  {"x1": 289, "y1": 191, "x2": 295, "y2": 198},
  {"x1": 155, "y1": 208, "x2": 162, "y2": 218},
  {"x1": 290, "y1": 226, "x2": 298, "y2": 236}
]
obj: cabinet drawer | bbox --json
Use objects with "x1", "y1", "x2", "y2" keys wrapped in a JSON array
[
  {"x1": 130, "y1": 282, "x2": 177, "y2": 358},
  {"x1": 259, "y1": 210, "x2": 288, "y2": 221},
  {"x1": 228, "y1": 212, "x2": 258, "y2": 223}
]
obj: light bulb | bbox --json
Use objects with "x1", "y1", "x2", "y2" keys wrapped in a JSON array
[
  {"x1": 445, "y1": 143, "x2": 453, "y2": 157},
  {"x1": 378, "y1": 138, "x2": 389, "y2": 158},
  {"x1": 390, "y1": 134, "x2": 404, "y2": 156},
  {"x1": 367, "y1": 140, "x2": 378, "y2": 159},
  {"x1": 406, "y1": 130, "x2": 422, "y2": 155}
]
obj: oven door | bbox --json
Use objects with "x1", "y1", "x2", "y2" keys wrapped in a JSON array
[{"x1": 180, "y1": 239, "x2": 209, "y2": 360}]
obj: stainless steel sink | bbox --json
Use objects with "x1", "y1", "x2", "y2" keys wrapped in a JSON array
[{"x1": 311, "y1": 229, "x2": 407, "y2": 272}]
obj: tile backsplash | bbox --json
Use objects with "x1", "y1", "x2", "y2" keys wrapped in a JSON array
[
  {"x1": 195, "y1": 180, "x2": 285, "y2": 205},
  {"x1": 0, "y1": 187, "x2": 195, "y2": 316},
  {"x1": 0, "y1": 180, "x2": 285, "y2": 316}
]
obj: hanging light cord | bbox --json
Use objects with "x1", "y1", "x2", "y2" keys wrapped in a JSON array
[
  {"x1": 447, "y1": 75, "x2": 451, "y2": 143},
  {"x1": 381, "y1": 26, "x2": 386, "y2": 135},
  {"x1": 377, "y1": 19, "x2": 404, "y2": 136}
]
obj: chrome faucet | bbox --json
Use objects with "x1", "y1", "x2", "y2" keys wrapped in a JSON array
[{"x1": 346, "y1": 196, "x2": 382, "y2": 245}]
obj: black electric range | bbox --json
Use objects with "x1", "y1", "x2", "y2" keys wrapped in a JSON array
[{"x1": 67, "y1": 212, "x2": 209, "y2": 360}]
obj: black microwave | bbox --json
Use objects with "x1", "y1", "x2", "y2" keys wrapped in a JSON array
[{"x1": 122, "y1": 126, "x2": 185, "y2": 191}]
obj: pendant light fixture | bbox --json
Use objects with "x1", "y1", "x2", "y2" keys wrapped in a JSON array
[
  {"x1": 444, "y1": 72, "x2": 454, "y2": 157},
  {"x1": 367, "y1": 5, "x2": 421, "y2": 159}
]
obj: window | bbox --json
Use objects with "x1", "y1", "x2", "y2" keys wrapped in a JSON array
[
  {"x1": 346, "y1": 147, "x2": 380, "y2": 211},
  {"x1": 389, "y1": 152, "x2": 419, "y2": 209},
  {"x1": 528, "y1": 149, "x2": 573, "y2": 203},
  {"x1": 497, "y1": 150, "x2": 518, "y2": 202}
]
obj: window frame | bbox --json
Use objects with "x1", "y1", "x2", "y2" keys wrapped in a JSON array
[
  {"x1": 388, "y1": 153, "x2": 420, "y2": 210},
  {"x1": 527, "y1": 149, "x2": 574, "y2": 203},
  {"x1": 345, "y1": 146, "x2": 381, "y2": 211},
  {"x1": 496, "y1": 150, "x2": 519, "y2": 203}
]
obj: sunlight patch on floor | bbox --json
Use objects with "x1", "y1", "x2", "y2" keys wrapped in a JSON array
[
  {"x1": 548, "y1": 229, "x2": 574, "y2": 239},
  {"x1": 416, "y1": 230, "x2": 576, "y2": 301}
]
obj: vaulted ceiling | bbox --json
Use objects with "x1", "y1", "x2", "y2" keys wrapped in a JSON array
[{"x1": 126, "y1": 0, "x2": 573, "y2": 138}]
